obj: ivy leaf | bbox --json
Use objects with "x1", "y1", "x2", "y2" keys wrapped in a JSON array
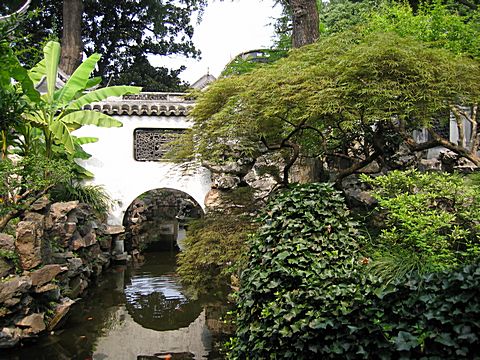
[{"x1": 395, "y1": 331, "x2": 418, "y2": 351}]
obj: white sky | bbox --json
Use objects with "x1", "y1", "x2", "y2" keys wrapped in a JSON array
[{"x1": 148, "y1": 0, "x2": 282, "y2": 84}]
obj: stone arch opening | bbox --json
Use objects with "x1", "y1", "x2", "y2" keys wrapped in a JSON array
[{"x1": 122, "y1": 188, "x2": 204, "y2": 254}]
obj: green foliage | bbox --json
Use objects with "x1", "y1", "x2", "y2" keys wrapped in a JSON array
[
  {"x1": 221, "y1": 49, "x2": 288, "y2": 76},
  {"x1": 50, "y1": 182, "x2": 111, "y2": 215},
  {"x1": 172, "y1": 30, "x2": 480, "y2": 181},
  {"x1": 228, "y1": 182, "x2": 480, "y2": 358},
  {"x1": 177, "y1": 212, "x2": 256, "y2": 298},
  {"x1": 24, "y1": 40, "x2": 141, "y2": 157},
  {"x1": 319, "y1": 0, "x2": 379, "y2": 35},
  {"x1": 14, "y1": 0, "x2": 208, "y2": 89},
  {"x1": 358, "y1": 264, "x2": 480, "y2": 358},
  {"x1": 367, "y1": 1, "x2": 480, "y2": 59},
  {"x1": 362, "y1": 170, "x2": 480, "y2": 279},
  {"x1": 0, "y1": 249, "x2": 20, "y2": 271},
  {"x1": 0, "y1": 155, "x2": 73, "y2": 218},
  {"x1": 228, "y1": 183, "x2": 367, "y2": 358}
]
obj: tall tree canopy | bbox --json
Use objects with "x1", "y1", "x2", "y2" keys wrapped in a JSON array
[
  {"x1": 169, "y1": 31, "x2": 480, "y2": 183},
  {"x1": 0, "y1": 0, "x2": 206, "y2": 89}
]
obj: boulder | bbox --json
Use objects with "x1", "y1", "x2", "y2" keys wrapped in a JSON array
[
  {"x1": 15, "y1": 313, "x2": 46, "y2": 336},
  {"x1": 102, "y1": 225, "x2": 125, "y2": 235},
  {"x1": 0, "y1": 258, "x2": 13, "y2": 278},
  {"x1": 98, "y1": 236, "x2": 112, "y2": 251},
  {"x1": 204, "y1": 189, "x2": 226, "y2": 209},
  {"x1": 15, "y1": 220, "x2": 43, "y2": 270},
  {"x1": 29, "y1": 264, "x2": 65, "y2": 287},
  {"x1": 0, "y1": 233, "x2": 15, "y2": 252},
  {"x1": 203, "y1": 159, "x2": 254, "y2": 176},
  {"x1": 67, "y1": 276, "x2": 87, "y2": 298},
  {"x1": 49, "y1": 201, "x2": 80, "y2": 222},
  {"x1": 51, "y1": 251, "x2": 74, "y2": 264},
  {"x1": 67, "y1": 257, "x2": 83, "y2": 276},
  {"x1": 82, "y1": 230, "x2": 97, "y2": 247},
  {"x1": 34, "y1": 283, "x2": 61, "y2": 301},
  {"x1": 47, "y1": 298, "x2": 76, "y2": 331},
  {"x1": 0, "y1": 327, "x2": 21, "y2": 348},
  {"x1": 72, "y1": 236, "x2": 86, "y2": 251},
  {"x1": 30, "y1": 196, "x2": 50, "y2": 212},
  {"x1": 0, "y1": 276, "x2": 32, "y2": 305},
  {"x1": 211, "y1": 173, "x2": 241, "y2": 190}
]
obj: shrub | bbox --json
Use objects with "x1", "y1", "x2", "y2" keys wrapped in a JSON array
[
  {"x1": 177, "y1": 212, "x2": 257, "y2": 298},
  {"x1": 360, "y1": 264, "x2": 480, "y2": 359},
  {"x1": 50, "y1": 182, "x2": 111, "y2": 215},
  {"x1": 228, "y1": 182, "x2": 480, "y2": 358},
  {"x1": 361, "y1": 170, "x2": 480, "y2": 280},
  {"x1": 228, "y1": 183, "x2": 367, "y2": 358}
]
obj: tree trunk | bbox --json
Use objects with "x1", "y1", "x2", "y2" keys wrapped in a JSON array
[
  {"x1": 60, "y1": 0, "x2": 83, "y2": 75},
  {"x1": 289, "y1": 0, "x2": 319, "y2": 48}
]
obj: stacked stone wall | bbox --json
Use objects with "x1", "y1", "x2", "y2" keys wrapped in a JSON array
[{"x1": 0, "y1": 198, "x2": 117, "y2": 348}]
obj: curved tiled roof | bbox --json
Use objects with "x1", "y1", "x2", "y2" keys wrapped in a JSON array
[{"x1": 83, "y1": 92, "x2": 194, "y2": 116}]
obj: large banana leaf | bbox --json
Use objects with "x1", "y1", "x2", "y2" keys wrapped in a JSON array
[
  {"x1": 85, "y1": 77, "x2": 102, "y2": 89},
  {"x1": 75, "y1": 136, "x2": 99, "y2": 145},
  {"x1": 25, "y1": 111, "x2": 48, "y2": 126},
  {"x1": 49, "y1": 120, "x2": 75, "y2": 153},
  {"x1": 60, "y1": 110, "x2": 123, "y2": 128},
  {"x1": 6, "y1": 53, "x2": 41, "y2": 102},
  {"x1": 56, "y1": 53, "x2": 102, "y2": 104},
  {"x1": 67, "y1": 86, "x2": 142, "y2": 110},
  {"x1": 28, "y1": 59, "x2": 46, "y2": 86},
  {"x1": 43, "y1": 41, "x2": 61, "y2": 102}
]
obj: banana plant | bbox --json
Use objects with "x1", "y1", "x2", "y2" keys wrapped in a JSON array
[{"x1": 25, "y1": 41, "x2": 141, "y2": 157}]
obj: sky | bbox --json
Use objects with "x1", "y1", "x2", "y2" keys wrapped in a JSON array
[{"x1": 149, "y1": 0, "x2": 282, "y2": 84}]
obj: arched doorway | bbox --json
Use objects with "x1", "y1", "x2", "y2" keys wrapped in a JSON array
[{"x1": 122, "y1": 188, "x2": 204, "y2": 253}]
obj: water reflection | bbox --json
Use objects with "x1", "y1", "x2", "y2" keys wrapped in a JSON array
[{"x1": 0, "y1": 251, "x2": 228, "y2": 360}]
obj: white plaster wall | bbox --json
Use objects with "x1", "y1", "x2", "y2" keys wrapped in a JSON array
[{"x1": 74, "y1": 115, "x2": 211, "y2": 225}]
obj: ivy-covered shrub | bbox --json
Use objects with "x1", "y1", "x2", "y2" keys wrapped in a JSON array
[
  {"x1": 361, "y1": 170, "x2": 480, "y2": 279},
  {"x1": 362, "y1": 263, "x2": 480, "y2": 359},
  {"x1": 227, "y1": 182, "x2": 480, "y2": 358},
  {"x1": 228, "y1": 183, "x2": 368, "y2": 358}
]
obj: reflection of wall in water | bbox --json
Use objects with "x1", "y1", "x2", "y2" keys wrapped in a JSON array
[{"x1": 93, "y1": 307, "x2": 211, "y2": 360}]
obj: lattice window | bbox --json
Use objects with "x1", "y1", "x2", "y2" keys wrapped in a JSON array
[{"x1": 134, "y1": 128, "x2": 185, "y2": 161}]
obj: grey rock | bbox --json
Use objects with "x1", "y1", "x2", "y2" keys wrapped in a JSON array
[
  {"x1": 0, "y1": 327, "x2": 21, "y2": 348},
  {"x1": 0, "y1": 258, "x2": 13, "y2": 278},
  {"x1": 34, "y1": 283, "x2": 61, "y2": 300},
  {"x1": 67, "y1": 275, "x2": 88, "y2": 298},
  {"x1": 15, "y1": 220, "x2": 43, "y2": 270},
  {"x1": 31, "y1": 197, "x2": 50, "y2": 211},
  {"x1": 51, "y1": 251, "x2": 74, "y2": 264},
  {"x1": 15, "y1": 313, "x2": 46, "y2": 336},
  {"x1": 211, "y1": 173, "x2": 241, "y2": 190},
  {"x1": 47, "y1": 298, "x2": 76, "y2": 331},
  {"x1": 49, "y1": 201, "x2": 80, "y2": 222},
  {"x1": 0, "y1": 233, "x2": 15, "y2": 252},
  {"x1": 67, "y1": 257, "x2": 83, "y2": 276},
  {"x1": 0, "y1": 276, "x2": 32, "y2": 304},
  {"x1": 29, "y1": 264, "x2": 65, "y2": 287},
  {"x1": 102, "y1": 225, "x2": 125, "y2": 235}
]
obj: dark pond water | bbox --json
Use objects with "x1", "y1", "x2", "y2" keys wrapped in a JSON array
[{"x1": 1, "y1": 251, "x2": 230, "y2": 360}]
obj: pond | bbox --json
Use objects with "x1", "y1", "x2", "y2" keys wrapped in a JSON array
[{"x1": 0, "y1": 251, "x2": 230, "y2": 360}]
